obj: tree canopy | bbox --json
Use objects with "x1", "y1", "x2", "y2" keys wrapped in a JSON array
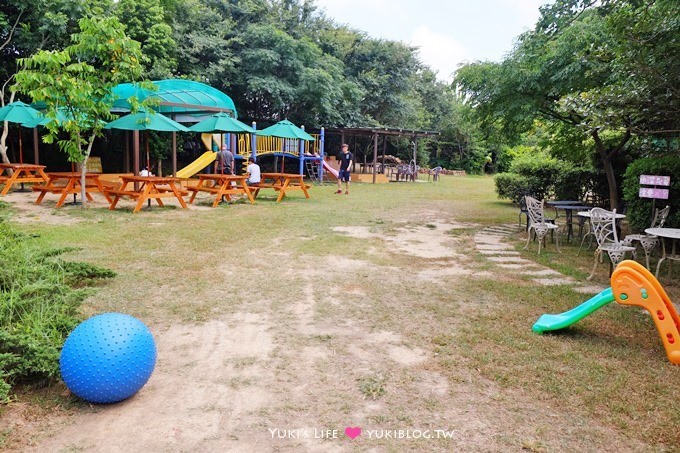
[
  {"x1": 2, "y1": 0, "x2": 678, "y2": 174},
  {"x1": 455, "y1": 0, "x2": 679, "y2": 208}
]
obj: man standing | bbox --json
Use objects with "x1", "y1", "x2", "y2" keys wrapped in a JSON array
[
  {"x1": 336, "y1": 143, "x2": 352, "y2": 195},
  {"x1": 218, "y1": 144, "x2": 234, "y2": 174}
]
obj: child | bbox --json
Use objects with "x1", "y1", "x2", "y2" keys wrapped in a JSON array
[
  {"x1": 246, "y1": 157, "x2": 261, "y2": 185},
  {"x1": 140, "y1": 165, "x2": 154, "y2": 177}
]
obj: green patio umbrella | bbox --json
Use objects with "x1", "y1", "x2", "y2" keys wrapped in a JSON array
[
  {"x1": 22, "y1": 108, "x2": 72, "y2": 128},
  {"x1": 104, "y1": 110, "x2": 189, "y2": 174},
  {"x1": 0, "y1": 101, "x2": 41, "y2": 163},
  {"x1": 189, "y1": 112, "x2": 255, "y2": 161},
  {"x1": 255, "y1": 119, "x2": 315, "y2": 140},
  {"x1": 188, "y1": 112, "x2": 255, "y2": 134},
  {"x1": 104, "y1": 110, "x2": 190, "y2": 133}
]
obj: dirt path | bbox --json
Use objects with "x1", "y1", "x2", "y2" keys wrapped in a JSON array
[{"x1": 2, "y1": 198, "x2": 649, "y2": 452}]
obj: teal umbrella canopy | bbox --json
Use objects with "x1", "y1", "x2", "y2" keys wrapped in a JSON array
[
  {"x1": 22, "y1": 109, "x2": 72, "y2": 128},
  {"x1": 104, "y1": 110, "x2": 189, "y2": 132},
  {"x1": 255, "y1": 120, "x2": 315, "y2": 141},
  {"x1": 0, "y1": 101, "x2": 42, "y2": 163},
  {"x1": 0, "y1": 101, "x2": 41, "y2": 125},
  {"x1": 188, "y1": 112, "x2": 255, "y2": 133}
]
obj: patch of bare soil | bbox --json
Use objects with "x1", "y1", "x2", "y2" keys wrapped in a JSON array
[{"x1": 1, "y1": 213, "x2": 650, "y2": 451}]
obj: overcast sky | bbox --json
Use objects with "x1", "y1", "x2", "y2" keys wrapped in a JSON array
[{"x1": 313, "y1": 0, "x2": 551, "y2": 82}]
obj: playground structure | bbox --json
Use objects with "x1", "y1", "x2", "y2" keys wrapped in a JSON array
[
  {"x1": 177, "y1": 128, "x2": 331, "y2": 181},
  {"x1": 533, "y1": 260, "x2": 680, "y2": 365}
]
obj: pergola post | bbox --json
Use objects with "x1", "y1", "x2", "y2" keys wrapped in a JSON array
[
  {"x1": 372, "y1": 131, "x2": 378, "y2": 184},
  {"x1": 319, "y1": 127, "x2": 325, "y2": 183}
]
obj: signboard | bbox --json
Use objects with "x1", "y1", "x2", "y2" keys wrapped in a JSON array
[
  {"x1": 76, "y1": 157, "x2": 103, "y2": 173},
  {"x1": 639, "y1": 188, "x2": 669, "y2": 199},
  {"x1": 640, "y1": 175, "x2": 670, "y2": 186}
]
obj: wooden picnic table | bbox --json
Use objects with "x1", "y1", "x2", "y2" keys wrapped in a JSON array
[
  {"x1": 103, "y1": 175, "x2": 188, "y2": 213},
  {"x1": 33, "y1": 172, "x2": 112, "y2": 208},
  {"x1": 249, "y1": 172, "x2": 311, "y2": 202},
  {"x1": 186, "y1": 174, "x2": 255, "y2": 207},
  {"x1": 0, "y1": 163, "x2": 49, "y2": 196}
]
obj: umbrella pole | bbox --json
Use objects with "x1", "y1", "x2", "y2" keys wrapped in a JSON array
[
  {"x1": 17, "y1": 129, "x2": 29, "y2": 192},
  {"x1": 33, "y1": 128, "x2": 39, "y2": 164},
  {"x1": 18, "y1": 128, "x2": 23, "y2": 164},
  {"x1": 133, "y1": 130, "x2": 140, "y2": 190}
]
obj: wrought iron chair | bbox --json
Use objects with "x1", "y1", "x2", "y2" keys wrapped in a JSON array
[
  {"x1": 587, "y1": 208, "x2": 636, "y2": 280},
  {"x1": 518, "y1": 195, "x2": 529, "y2": 230},
  {"x1": 524, "y1": 196, "x2": 560, "y2": 254},
  {"x1": 621, "y1": 205, "x2": 670, "y2": 270}
]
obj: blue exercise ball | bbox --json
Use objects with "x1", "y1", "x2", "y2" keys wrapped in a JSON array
[{"x1": 60, "y1": 313, "x2": 157, "y2": 404}]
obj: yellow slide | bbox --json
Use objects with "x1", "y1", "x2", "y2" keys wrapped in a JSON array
[
  {"x1": 176, "y1": 133, "x2": 221, "y2": 179},
  {"x1": 176, "y1": 151, "x2": 216, "y2": 179}
]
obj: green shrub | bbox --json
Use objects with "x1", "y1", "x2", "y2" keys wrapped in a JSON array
[
  {"x1": 494, "y1": 172, "x2": 529, "y2": 203},
  {"x1": 0, "y1": 222, "x2": 115, "y2": 403},
  {"x1": 495, "y1": 152, "x2": 595, "y2": 203},
  {"x1": 622, "y1": 156, "x2": 680, "y2": 232}
]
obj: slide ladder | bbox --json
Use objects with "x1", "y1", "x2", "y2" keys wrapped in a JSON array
[{"x1": 533, "y1": 260, "x2": 680, "y2": 365}]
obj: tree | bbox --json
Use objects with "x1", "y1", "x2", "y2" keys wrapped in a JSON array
[
  {"x1": 0, "y1": 0, "x2": 114, "y2": 163},
  {"x1": 115, "y1": 0, "x2": 177, "y2": 78},
  {"x1": 457, "y1": 0, "x2": 680, "y2": 209},
  {"x1": 14, "y1": 16, "x2": 146, "y2": 205}
]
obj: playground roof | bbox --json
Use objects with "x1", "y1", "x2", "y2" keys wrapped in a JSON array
[{"x1": 111, "y1": 79, "x2": 238, "y2": 121}]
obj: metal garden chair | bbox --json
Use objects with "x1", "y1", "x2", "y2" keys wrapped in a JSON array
[
  {"x1": 524, "y1": 195, "x2": 560, "y2": 254},
  {"x1": 621, "y1": 205, "x2": 670, "y2": 270},
  {"x1": 587, "y1": 208, "x2": 636, "y2": 280}
]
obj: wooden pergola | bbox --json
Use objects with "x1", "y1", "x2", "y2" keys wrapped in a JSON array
[{"x1": 323, "y1": 127, "x2": 439, "y2": 183}]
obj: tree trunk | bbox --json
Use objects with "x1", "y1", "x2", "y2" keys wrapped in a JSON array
[
  {"x1": 0, "y1": 122, "x2": 9, "y2": 164},
  {"x1": 592, "y1": 129, "x2": 631, "y2": 212},
  {"x1": 0, "y1": 92, "x2": 17, "y2": 165}
]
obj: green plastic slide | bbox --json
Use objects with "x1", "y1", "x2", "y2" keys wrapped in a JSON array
[{"x1": 532, "y1": 287, "x2": 615, "y2": 333}]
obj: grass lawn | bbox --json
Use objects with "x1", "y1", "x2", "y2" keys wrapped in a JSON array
[{"x1": 1, "y1": 174, "x2": 680, "y2": 451}]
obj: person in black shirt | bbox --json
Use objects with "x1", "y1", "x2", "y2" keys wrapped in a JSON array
[{"x1": 335, "y1": 144, "x2": 352, "y2": 195}]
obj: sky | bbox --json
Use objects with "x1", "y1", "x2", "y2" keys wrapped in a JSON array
[{"x1": 312, "y1": 0, "x2": 551, "y2": 82}]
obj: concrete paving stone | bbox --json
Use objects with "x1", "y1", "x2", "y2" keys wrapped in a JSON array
[
  {"x1": 486, "y1": 228, "x2": 515, "y2": 234},
  {"x1": 474, "y1": 236, "x2": 508, "y2": 245},
  {"x1": 532, "y1": 277, "x2": 577, "y2": 286},
  {"x1": 573, "y1": 285, "x2": 607, "y2": 294},
  {"x1": 477, "y1": 250, "x2": 521, "y2": 255},
  {"x1": 521, "y1": 269, "x2": 561, "y2": 276},
  {"x1": 497, "y1": 264, "x2": 534, "y2": 269},
  {"x1": 487, "y1": 256, "x2": 534, "y2": 264}
]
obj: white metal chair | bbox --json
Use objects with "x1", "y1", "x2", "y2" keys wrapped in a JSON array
[
  {"x1": 524, "y1": 196, "x2": 560, "y2": 254},
  {"x1": 621, "y1": 205, "x2": 670, "y2": 270},
  {"x1": 587, "y1": 208, "x2": 636, "y2": 280}
]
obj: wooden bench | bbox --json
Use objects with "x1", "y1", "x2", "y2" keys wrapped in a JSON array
[
  {"x1": 186, "y1": 175, "x2": 254, "y2": 207},
  {"x1": 104, "y1": 189, "x2": 143, "y2": 199}
]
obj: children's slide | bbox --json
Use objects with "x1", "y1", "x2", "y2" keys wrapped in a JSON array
[
  {"x1": 322, "y1": 160, "x2": 338, "y2": 179},
  {"x1": 533, "y1": 260, "x2": 680, "y2": 365},
  {"x1": 176, "y1": 151, "x2": 216, "y2": 179},
  {"x1": 532, "y1": 287, "x2": 615, "y2": 333}
]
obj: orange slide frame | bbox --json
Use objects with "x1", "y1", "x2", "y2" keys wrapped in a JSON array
[{"x1": 611, "y1": 260, "x2": 680, "y2": 364}]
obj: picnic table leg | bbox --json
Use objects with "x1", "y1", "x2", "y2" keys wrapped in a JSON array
[
  {"x1": 299, "y1": 178, "x2": 310, "y2": 199},
  {"x1": 0, "y1": 173, "x2": 20, "y2": 196},
  {"x1": 96, "y1": 180, "x2": 113, "y2": 203},
  {"x1": 276, "y1": 179, "x2": 291, "y2": 202},
  {"x1": 108, "y1": 195, "x2": 122, "y2": 210},
  {"x1": 55, "y1": 179, "x2": 77, "y2": 208},
  {"x1": 241, "y1": 181, "x2": 255, "y2": 204},
  {"x1": 34, "y1": 185, "x2": 52, "y2": 205},
  {"x1": 169, "y1": 182, "x2": 187, "y2": 209}
]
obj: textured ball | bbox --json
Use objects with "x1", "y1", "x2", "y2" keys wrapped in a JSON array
[{"x1": 60, "y1": 313, "x2": 157, "y2": 404}]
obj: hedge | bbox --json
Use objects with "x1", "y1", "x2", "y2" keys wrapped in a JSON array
[{"x1": 622, "y1": 156, "x2": 680, "y2": 232}]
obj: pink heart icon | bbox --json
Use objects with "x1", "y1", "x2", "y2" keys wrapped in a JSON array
[{"x1": 345, "y1": 426, "x2": 361, "y2": 439}]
